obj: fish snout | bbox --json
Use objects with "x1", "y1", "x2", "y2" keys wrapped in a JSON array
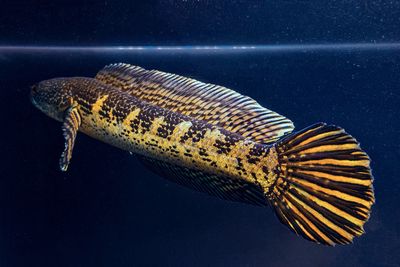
[{"x1": 30, "y1": 83, "x2": 40, "y2": 106}]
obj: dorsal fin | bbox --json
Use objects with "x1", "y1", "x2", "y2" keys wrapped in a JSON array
[{"x1": 95, "y1": 63, "x2": 294, "y2": 144}]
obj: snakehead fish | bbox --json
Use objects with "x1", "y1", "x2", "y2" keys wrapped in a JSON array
[{"x1": 31, "y1": 63, "x2": 374, "y2": 245}]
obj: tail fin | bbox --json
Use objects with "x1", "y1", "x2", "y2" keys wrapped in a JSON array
[{"x1": 267, "y1": 123, "x2": 374, "y2": 245}]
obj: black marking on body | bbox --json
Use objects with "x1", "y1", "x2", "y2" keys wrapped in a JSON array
[
  {"x1": 157, "y1": 113, "x2": 181, "y2": 139},
  {"x1": 198, "y1": 148, "x2": 209, "y2": 157},
  {"x1": 76, "y1": 98, "x2": 93, "y2": 115},
  {"x1": 213, "y1": 132, "x2": 240, "y2": 155},
  {"x1": 138, "y1": 108, "x2": 154, "y2": 133},
  {"x1": 235, "y1": 158, "x2": 246, "y2": 172},
  {"x1": 130, "y1": 117, "x2": 140, "y2": 134},
  {"x1": 247, "y1": 156, "x2": 260, "y2": 164},
  {"x1": 180, "y1": 124, "x2": 208, "y2": 143},
  {"x1": 192, "y1": 128, "x2": 207, "y2": 143},
  {"x1": 248, "y1": 145, "x2": 263, "y2": 157},
  {"x1": 112, "y1": 99, "x2": 132, "y2": 123}
]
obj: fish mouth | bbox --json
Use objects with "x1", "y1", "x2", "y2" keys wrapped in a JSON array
[{"x1": 30, "y1": 84, "x2": 39, "y2": 107}]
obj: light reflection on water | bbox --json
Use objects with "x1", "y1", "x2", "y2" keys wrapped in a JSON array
[{"x1": 1, "y1": 43, "x2": 400, "y2": 54}]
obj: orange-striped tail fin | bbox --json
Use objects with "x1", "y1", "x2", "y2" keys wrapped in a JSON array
[{"x1": 267, "y1": 123, "x2": 374, "y2": 245}]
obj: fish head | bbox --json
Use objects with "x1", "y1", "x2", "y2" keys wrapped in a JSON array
[{"x1": 31, "y1": 78, "x2": 74, "y2": 121}]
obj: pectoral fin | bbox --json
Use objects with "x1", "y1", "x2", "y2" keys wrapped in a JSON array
[{"x1": 60, "y1": 107, "x2": 81, "y2": 171}]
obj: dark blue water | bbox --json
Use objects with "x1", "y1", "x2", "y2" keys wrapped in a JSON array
[
  {"x1": 1, "y1": 1, "x2": 400, "y2": 266},
  {"x1": 1, "y1": 50, "x2": 399, "y2": 267}
]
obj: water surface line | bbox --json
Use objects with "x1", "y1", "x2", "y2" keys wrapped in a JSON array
[{"x1": 1, "y1": 43, "x2": 400, "y2": 54}]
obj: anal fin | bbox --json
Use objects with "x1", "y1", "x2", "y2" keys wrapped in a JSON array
[{"x1": 137, "y1": 155, "x2": 267, "y2": 207}]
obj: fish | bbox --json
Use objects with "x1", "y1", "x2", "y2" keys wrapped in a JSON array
[{"x1": 31, "y1": 63, "x2": 374, "y2": 245}]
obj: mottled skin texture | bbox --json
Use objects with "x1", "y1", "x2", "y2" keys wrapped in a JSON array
[{"x1": 33, "y1": 77, "x2": 278, "y2": 194}]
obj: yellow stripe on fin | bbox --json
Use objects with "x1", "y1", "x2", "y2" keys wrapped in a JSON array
[
  {"x1": 267, "y1": 123, "x2": 374, "y2": 245},
  {"x1": 60, "y1": 106, "x2": 81, "y2": 171}
]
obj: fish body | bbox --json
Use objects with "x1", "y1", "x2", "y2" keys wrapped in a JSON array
[
  {"x1": 73, "y1": 78, "x2": 270, "y2": 184},
  {"x1": 31, "y1": 64, "x2": 374, "y2": 245}
]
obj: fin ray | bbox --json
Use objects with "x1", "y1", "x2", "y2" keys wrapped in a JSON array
[
  {"x1": 60, "y1": 107, "x2": 81, "y2": 171},
  {"x1": 267, "y1": 123, "x2": 374, "y2": 245},
  {"x1": 136, "y1": 155, "x2": 267, "y2": 207},
  {"x1": 95, "y1": 63, "x2": 294, "y2": 144}
]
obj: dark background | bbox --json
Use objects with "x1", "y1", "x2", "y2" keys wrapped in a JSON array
[
  {"x1": 0, "y1": 1, "x2": 399, "y2": 267},
  {"x1": 1, "y1": 0, "x2": 400, "y2": 45}
]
